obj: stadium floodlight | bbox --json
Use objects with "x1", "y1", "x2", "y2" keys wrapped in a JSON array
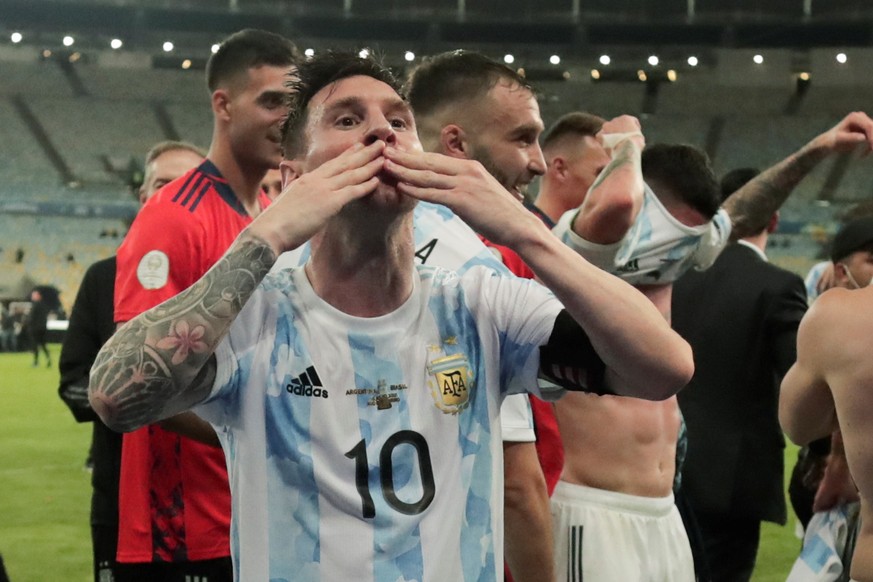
[
  {"x1": 648, "y1": 55, "x2": 659, "y2": 66},
  {"x1": 405, "y1": 51, "x2": 415, "y2": 62},
  {"x1": 504, "y1": 54, "x2": 515, "y2": 64},
  {"x1": 211, "y1": 44, "x2": 220, "y2": 54},
  {"x1": 304, "y1": 48, "x2": 315, "y2": 58},
  {"x1": 687, "y1": 56, "x2": 698, "y2": 67},
  {"x1": 599, "y1": 55, "x2": 611, "y2": 66},
  {"x1": 11, "y1": 32, "x2": 23, "y2": 44},
  {"x1": 163, "y1": 41, "x2": 174, "y2": 52},
  {"x1": 550, "y1": 55, "x2": 561, "y2": 65},
  {"x1": 836, "y1": 52, "x2": 848, "y2": 64},
  {"x1": 110, "y1": 38, "x2": 123, "y2": 50},
  {"x1": 753, "y1": 54, "x2": 764, "y2": 64},
  {"x1": 63, "y1": 36, "x2": 75, "y2": 47},
  {"x1": 359, "y1": 48, "x2": 370, "y2": 59}
]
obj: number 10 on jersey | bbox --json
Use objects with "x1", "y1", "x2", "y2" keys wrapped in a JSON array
[{"x1": 345, "y1": 430, "x2": 436, "y2": 518}]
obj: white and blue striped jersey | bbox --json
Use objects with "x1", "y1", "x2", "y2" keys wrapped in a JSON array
[
  {"x1": 553, "y1": 183, "x2": 732, "y2": 285},
  {"x1": 273, "y1": 201, "x2": 537, "y2": 443},
  {"x1": 197, "y1": 264, "x2": 563, "y2": 581}
]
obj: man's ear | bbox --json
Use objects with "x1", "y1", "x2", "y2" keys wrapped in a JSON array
[
  {"x1": 440, "y1": 124, "x2": 469, "y2": 160},
  {"x1": 766, "y1": 211, "x2": 779, "y2": 234},
  {"x1": 832, "y1": 262, "x2": 848, "y2": 287},
  {"x1": 212, "y1": 89, "x2": 231, "y2": 121},
  {"x1": 549, "y1": 156, "x2": 568, "y2": 180},
  {"x1": 279, "y1": 160, "x2": 302, "y2": 188}
]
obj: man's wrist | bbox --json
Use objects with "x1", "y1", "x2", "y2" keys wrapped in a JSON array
[
  {"x1": 241, "y1": 225, "x2": 284, "y2": 259},
  {"x1": 601, "y1": 131, "x2": 645, "y2": 153}
]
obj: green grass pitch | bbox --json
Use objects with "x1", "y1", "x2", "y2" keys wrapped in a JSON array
[{"x1": 0, "y1": 344, "x2": 802, "y2": 581}]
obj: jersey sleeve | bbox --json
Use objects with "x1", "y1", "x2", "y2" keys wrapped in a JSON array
[
  {"x1": 114, "y1": 199, "x2": 206, "y2": 323},
  {"x1": 690, "y1": 208, "x2": 732, "y2": 271},
  {"x1": 461, "y1": 267, "x2": 564, "y2": 400},
  {"x1": 500, "y1": 394, "x2": 536, "y2": 443},
  {"x1": 551, "y1": 208, "x2": 624, "y2": 273}
]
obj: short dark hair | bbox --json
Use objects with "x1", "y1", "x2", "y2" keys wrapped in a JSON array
[
  {"x1": 404, "y1": 50, "x2": 532, "y2": 118},
  {"x1": 641, "y1": 144, "x2": 721, "y2": 219},
  {"x1": 719, "y1": 167, "x2": 760, "y2": 203},
  {"x1": 831, "y1": 216, "x2": 873, "y2": 263},
  {"x1": 281, "y1": 50, "x2": 403, "y2": 157},
  {"x1": 205, "y1": 29, "x2": 299, "y2": 92},
  {"x1": 542, "y1": 112, "x2": 605, "y2": 153}
]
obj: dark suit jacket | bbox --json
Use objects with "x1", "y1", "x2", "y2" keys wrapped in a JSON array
[
  {"x1": 58, "y1": 256, "x2": 122, "y2": 527},
  {"x1": 672, "y1": 242, "x2": 808, "y2": 524}
]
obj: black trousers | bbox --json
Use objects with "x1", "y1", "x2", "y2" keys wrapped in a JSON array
[
  {"x1": 114, "y1": 557, "x2": 233, "y2": 582},
  {"x1": 695, "y1": 512, "x2": 761, "y2": 582},
  {"x1": 92, "y1": 524, "x2": 118, "y2": 582}
]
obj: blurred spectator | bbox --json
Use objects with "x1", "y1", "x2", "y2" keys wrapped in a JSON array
[
  {"x1": 26, "y1": 289, "x2": 50, "y2": 367},
  {"x1": 260, "y1": 167, "x2": 282, "y2": 201},
  {"x1": 0, "y1": 304, "x2": 16, "y2": 352}
]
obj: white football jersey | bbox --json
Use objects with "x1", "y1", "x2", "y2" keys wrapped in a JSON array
[
  {"x1": 273, "y1": 201, "x2": 537, "y2": 443},
  {"x1": 553, "y1": 183, "x2": 732, "y2": 285},
  {"x1": 197, "y1": 264, "x2": 563, "y2": 581}
]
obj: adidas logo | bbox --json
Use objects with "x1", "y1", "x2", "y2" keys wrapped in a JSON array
[{"x1": 286, "y1": 365, "x2": 328, "y2": 399}]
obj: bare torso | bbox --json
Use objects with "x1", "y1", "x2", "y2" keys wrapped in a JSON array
[
  {"x1": 555, "y1": 284, "x2": 680, "y2": 498},
  {"x1": 828, "y1": 304, "x2": 873, "y2": 582},
  {"x1": 555, "y1": 393, "x2": 680, "y2": 497},
  {"x1": 795, "y1": 287, "x2": 873, "y2": 581}
]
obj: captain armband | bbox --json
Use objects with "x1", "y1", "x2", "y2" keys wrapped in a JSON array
[{"x1": 537, "y1": 310, "x2": 612, "y2": 396}]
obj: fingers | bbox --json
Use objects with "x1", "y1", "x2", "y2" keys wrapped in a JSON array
[
  {"x1": 383, "y1": 157, "x2": 455, "y2": 190},
  {"x1": 334, "y1": 155, "x2": 385, "y2": 189},
  {"x1": 395, "y1": 181, "x2": 452, "y2": 206},
  {"x1": 341, "y1": 176, "x2": 381, "y2": 201},
  {"x1": 384, "y1": 148, "x2": 461, "y2": 176},
  {"x1": 602, "y1": 115, "x2": 641, "y2": 134},
  {"x1": 316, "y1": 141, "x2": 386, "y2": 179},
  {"x1": 839, "y1": 111, "x2": 873, "y2": 151}
]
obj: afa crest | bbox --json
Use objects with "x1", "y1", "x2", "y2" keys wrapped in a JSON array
[{"x1": 427, "y1": 351, "x2": 474, "y2": 414}]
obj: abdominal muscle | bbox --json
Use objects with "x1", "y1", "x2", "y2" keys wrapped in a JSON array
[{"x1": 555, "y1": 391, "x2": 681, "y2": 498}]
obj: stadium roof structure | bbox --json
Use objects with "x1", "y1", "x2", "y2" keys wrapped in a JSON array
[{"x1": 3, "y1": 0, "x2": 873, "y2": 56}]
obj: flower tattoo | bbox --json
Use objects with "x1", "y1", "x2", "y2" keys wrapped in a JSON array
[{"x1": 156, "y1": 319, "x2": 208, "y2": 365}]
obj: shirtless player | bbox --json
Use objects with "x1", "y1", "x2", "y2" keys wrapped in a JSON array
[{"x1": 781, "y1": 216, "x2": 873, "y2": 582}]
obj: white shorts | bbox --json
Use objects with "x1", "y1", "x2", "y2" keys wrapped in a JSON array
[{"x1": 551, "y1": 481, "x2": 694, "y2": 582}]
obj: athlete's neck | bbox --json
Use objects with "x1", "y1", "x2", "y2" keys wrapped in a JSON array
[
  {"x1": 532, "y1": 185, "x2": 566, "y2": 224},
  {"x1": 305, "y1": 213, "x2": 415, "y2": 318}
]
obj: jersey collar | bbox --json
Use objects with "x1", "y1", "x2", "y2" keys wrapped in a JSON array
[{"x1": 199, "y1": 159, "x2": 257, "y2": 218}]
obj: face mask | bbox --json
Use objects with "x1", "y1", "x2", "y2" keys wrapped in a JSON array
[{"x1": 840, "y1": 264, "x2": 873, "y2": 289}]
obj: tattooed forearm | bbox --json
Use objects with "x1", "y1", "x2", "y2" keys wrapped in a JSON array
[
  {"x1": 589, "y1": 139, "x2": 639, "y2": 193},
  {"x1": 89, "y1": 233, "x2": 277, "y2": 432},
  {"x1": 723, "y1": 144, "x2": 827, "y2": 240}
]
